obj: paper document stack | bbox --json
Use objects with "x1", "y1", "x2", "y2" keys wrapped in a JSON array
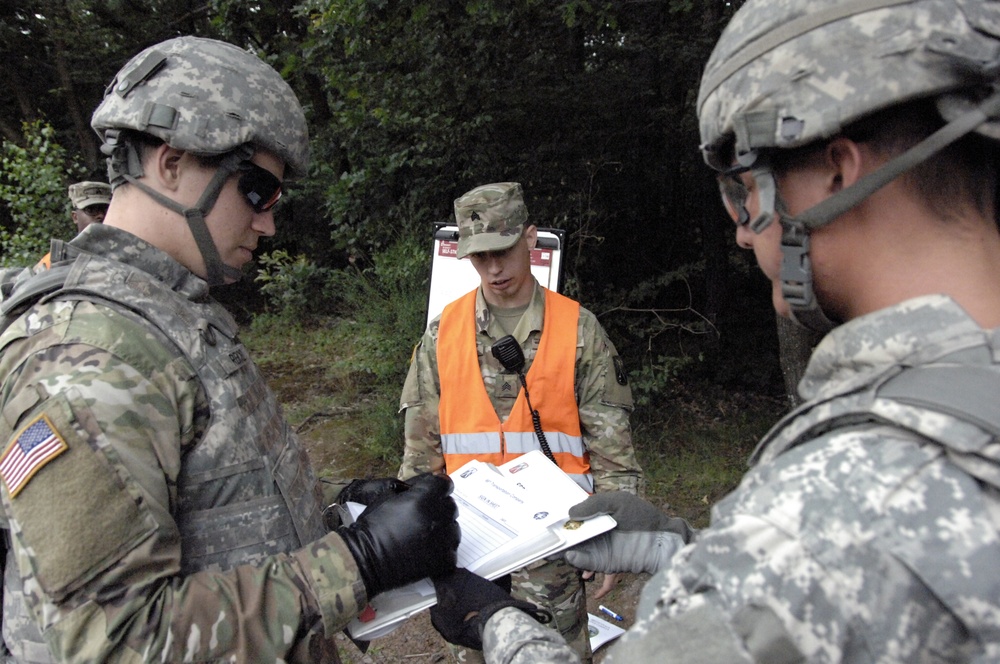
[{"x1": 346, "y1": 450, "x2": 616, "y2": 639}]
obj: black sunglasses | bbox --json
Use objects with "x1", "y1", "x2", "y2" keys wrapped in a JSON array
[
  {"x1": 717, "y1": 163, "x2": 752, "y2": 227},
  {"x1": 237, "y1": 162, "x2": 283, "y2": 213},
  {"x1": 80, "y1": 204, "x2": 109, "y2": 217}
]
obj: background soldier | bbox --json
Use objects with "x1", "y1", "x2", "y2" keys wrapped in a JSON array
[
  {"x1": 36, "y1": 181, "x2": 113, "y2": 270},
  {"x1": 432, "y1": 0, "x2": 1000, "y2": 661},
  {"x1": 0, "y1": 36, "x2": 459, "y2": 662},
  {"x1": 67, "y1": 180, "x2": 111, "y2": 233},
  {"x1": 400, "y1": 182, "x2": 642, "y2": 662}
]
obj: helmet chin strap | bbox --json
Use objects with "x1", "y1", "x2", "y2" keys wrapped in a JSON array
[
  {"x1": 105, "y1": 136, "x2": 252, "y2": 285},
  {"x1": 749, "y1": 86, "x2": 1000, "y2": 333},
  {"x1": 749, "y1": 169, "x2": 838, "y2": 333}
]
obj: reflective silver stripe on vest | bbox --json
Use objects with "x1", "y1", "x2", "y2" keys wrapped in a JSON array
[
  {"x1": 504, "y1": 431, "x2": 585, "y2": 457},
  {"x1": 440, "y1": 431, "x2": 585, "y2": 457},
  {"x1": 441, "y1": 431, "x2": 503, "y2": 455},
  {"x1": 440, "y1": 432, "x2": 593, "y2": 492}
]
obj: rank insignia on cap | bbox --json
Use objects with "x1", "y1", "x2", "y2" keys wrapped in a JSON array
[{"x1": 0, "y1": 414, "x2": 68, "y2": 498}]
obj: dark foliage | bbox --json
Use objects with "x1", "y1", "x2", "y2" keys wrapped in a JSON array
[{"x1": 0, "y1": 0, "x2": 788, "y2": 397}]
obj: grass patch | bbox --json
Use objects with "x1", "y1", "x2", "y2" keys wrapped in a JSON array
[
  {"x1": 243, "y1": 314, "x2": 408, "y2": 481},
  {"x1": 243, "y1": 315, "x2": 787, "y2": 527},
  {"x1": 632, "y1": 397, "x2": 780, "y2": 528}
]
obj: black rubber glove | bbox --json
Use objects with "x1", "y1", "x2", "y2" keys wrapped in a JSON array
[
  {"x1": 564, "y1": 492, "x2": 696, "y2": 575},
  {"x1": 338, "y1": 473, "x2": 460, "y2": 598},
  {"x1": 431, "y1": 568, "x2": 552, "y2": 650},
  {"x1": 337, "y1": 477, "x2": 409, "y2": 507}
]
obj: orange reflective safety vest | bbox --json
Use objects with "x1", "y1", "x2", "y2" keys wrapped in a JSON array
[{"x1": 437, "y1": 288, "x2": 593, "y2": 492}]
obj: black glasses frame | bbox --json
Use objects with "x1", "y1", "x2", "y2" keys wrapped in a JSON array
[
  {"x1": 237, "y1": 162, "x2": 283, "y2": 213},
  {"x1": 717, "y1": 163, "x2": 752, "y2": 227}
]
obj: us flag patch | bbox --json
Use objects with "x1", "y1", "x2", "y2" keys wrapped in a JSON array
[{"x1": 0, "y1": 414, "x2": 68, "y2": 498}]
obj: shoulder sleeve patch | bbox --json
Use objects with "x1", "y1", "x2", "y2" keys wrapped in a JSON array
[
  {"x1": 4, "y1": 391, "x2": 158, "y2": 601},
  {"x1": 0, "y1": 414, "x2": 67, "y2": 498}
]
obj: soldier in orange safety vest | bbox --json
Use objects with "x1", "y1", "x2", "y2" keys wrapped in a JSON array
[{"x1": 398, "y1": 182, "x2": 642, "y2": 664}]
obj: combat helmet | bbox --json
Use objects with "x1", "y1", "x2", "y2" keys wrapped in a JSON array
[
  {"x1": 91, "y1": 36, "x2": 310, "y2": 284},
  {"x1": 698, "y1": 0, "x2": 1000, "y2": 331}
]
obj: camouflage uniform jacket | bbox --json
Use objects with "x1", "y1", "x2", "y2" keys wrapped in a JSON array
[
  {"x1": 398, "y1": 279, "x2": 641, "y2": 494},
  {"x1": 483, "y1": 295, "x2": 1000, "y2": 663},
  {"x1": 0, "y1": 225, "x2": 365, "y2": 663}
]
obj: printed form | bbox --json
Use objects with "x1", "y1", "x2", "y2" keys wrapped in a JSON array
[{"x1": 346, "y1": 451, "x2": 615, "y2": 639}]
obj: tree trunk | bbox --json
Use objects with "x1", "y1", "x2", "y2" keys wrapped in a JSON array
[
  {"x1": 51, "y1": 37, "x2": 98, "y2": 172},
  {"x1": 775, "y1": 314, "x2": 823, "y2": 407}
]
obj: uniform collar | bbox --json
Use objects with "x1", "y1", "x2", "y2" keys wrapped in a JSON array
[
  {"x1": 474, "y1": 278, "x2": 544, "y2": 342},
  {"x1": 799, "y1": 295, "x2": 988, "y2": 402},
  {"x1": 62, "y1": 223, "x2": 212, "y2": 300}
]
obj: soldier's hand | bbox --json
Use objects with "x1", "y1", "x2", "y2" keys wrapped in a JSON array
[
  {"x1": 430, "y1": 568, "x2": 552, "y2": 650},
  {"x1": 338, "y1": 473, "x2": 459, "y2": 598},
  {"x1": 564, "y1": 492, "x2": 694, "y2": 575},
  {"x1": 337, "y1": 477, "x2": 409, "y2": 507}
]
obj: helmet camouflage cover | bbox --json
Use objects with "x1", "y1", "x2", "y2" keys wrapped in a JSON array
[
  {"x1": 698, "y1": 0, "x2": 1000, "y2": 170},
  {"x1": 91, "y1": 36, "x2": 309, "y2": 178}
]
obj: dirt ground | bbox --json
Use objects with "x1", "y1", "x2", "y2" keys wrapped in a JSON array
[{"x1": 330, "y1": 572, "x2": 649, "y2": 663}]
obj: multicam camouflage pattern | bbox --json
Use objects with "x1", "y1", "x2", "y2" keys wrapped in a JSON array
[
  {"x1": 399, "y1": 279, "x2": 640, "y2": 663},
  {"x1": 698, "y1": 0, "x2": 1000, "y2": 169},
  {"x1": 482, "y1": 295, "x2": 1000, "y2": 663},
  {"x1": 91, "y1": 36, "x2": 310, "y2": 177},
  {"x1": 0, "y1": 225, "x2": 365, "y2": 662},
  {"x1": 454, "y1": 182, "x2": 528, "y2": 259},
  {"x1": 67, "y1": 181, "x2": 111, "y2": 210}
]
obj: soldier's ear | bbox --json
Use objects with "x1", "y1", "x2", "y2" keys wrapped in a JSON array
[
  {"x1": 825, "y1": 137, "x2": 865, "y2": 193},
  {"x1": 150, "y1": 145, "x2": 187, "y2": 192},
  {"x1": 523, "y1": 225, "x2": 537, "y2": 249}
]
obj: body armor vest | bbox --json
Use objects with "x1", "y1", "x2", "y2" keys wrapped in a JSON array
[
  {"x1": 2, "y1": 247, "x2": 328, "y2": 662},
  {"x1": 748, "y1": 332, "x2": 1000, "y2": 651}
]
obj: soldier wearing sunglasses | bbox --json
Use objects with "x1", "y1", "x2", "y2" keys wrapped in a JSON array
[
  {"x1": 68, "y1": 180, "x2": 112, "y2": 233},
  {"x1": 435, "y1": 0, "x2": 1000, "y2": 662},
  {"x1": 0, "y1": 36, "x2": 460, "y2": 663}
]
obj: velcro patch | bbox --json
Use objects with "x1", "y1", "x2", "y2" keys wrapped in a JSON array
[{"x1": 0, "y1": 414, "x2": 68, "y2": 498}]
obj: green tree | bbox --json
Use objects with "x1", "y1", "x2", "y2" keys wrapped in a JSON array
[
  {"x1": 0, "y1": 0, "x2": 224, "y2": 173},
  {"x1": 296, "y1": 0, "x2": 773, "y2": 388},
  {"x1": 0, "y1": 120, "x2": 80, "y2": 267}
]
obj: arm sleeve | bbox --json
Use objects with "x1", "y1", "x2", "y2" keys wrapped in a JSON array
[
  {"x1": 482, "y1": 606, "x2": 581, "y2": 664},
  {"x1": 398, "y1": 330, "x2": 446, "y2": 480},
  {"x1": 575, "y1": 313, "x2": 642, "y2": 494},
  {"x1": 0, "y1": 332, "x2": 364, "y2": 662}
]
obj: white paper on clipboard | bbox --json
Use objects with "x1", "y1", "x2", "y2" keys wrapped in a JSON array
[{"x1": 345, "y1": 451, "x2": 614, "y2": 640}]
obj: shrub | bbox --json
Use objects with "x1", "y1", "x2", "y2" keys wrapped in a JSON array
[
  {"x1": 329, "y1": 236, "x2": 428, "y2": 385},
  {"x1": 254, "y1": 249, "x2": 336, "y2": 321},
  {"x1": 0, "y1": 121, "x2": 81, "y2": 267}
]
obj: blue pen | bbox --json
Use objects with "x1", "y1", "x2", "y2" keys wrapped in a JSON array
[{"x1": 599, "y1": 605, "x2": 623, "y2": 621}]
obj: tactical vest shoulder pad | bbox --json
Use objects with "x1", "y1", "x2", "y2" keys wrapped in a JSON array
[{"x1": 0, "y1": 264, "x2": 73, "y2": 330}]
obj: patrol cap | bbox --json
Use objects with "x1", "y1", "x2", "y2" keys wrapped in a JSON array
[
  {"x1": 454, "y1": 182, "x2": 528, "y2": 259},
  {"x1": 68, "y1": 181, "x2": 112, "y2": 210}
]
